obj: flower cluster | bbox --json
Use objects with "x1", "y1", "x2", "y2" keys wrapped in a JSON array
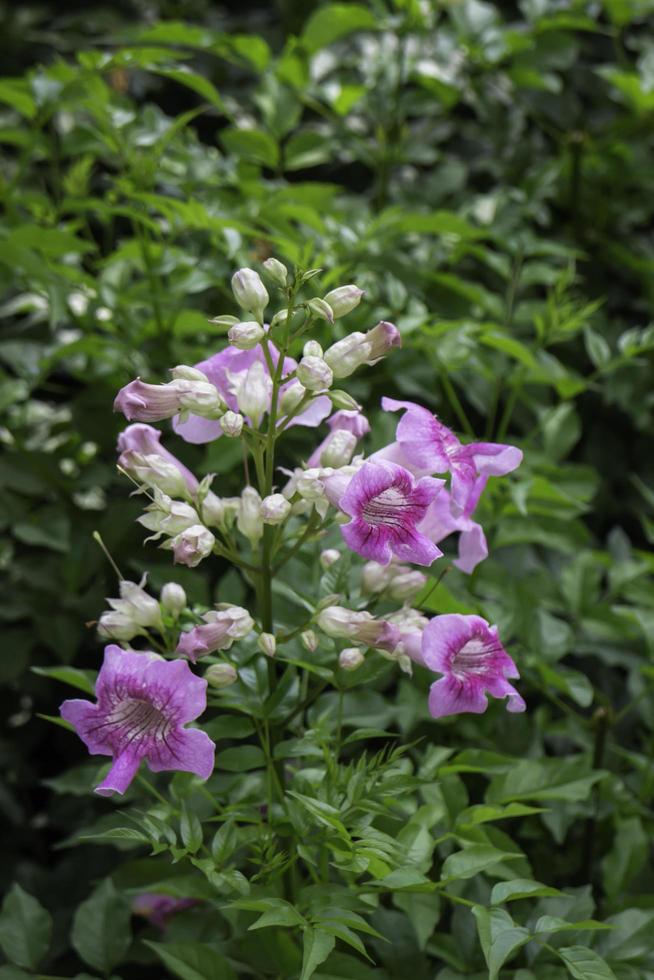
[{"x1": 62, "y1": 260, "x2": 526, "y2": 798}]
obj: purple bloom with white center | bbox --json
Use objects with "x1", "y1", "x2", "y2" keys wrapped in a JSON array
[
  {"x1": 337, "y1": 460, "x2": 444, "y2": 566},
  {"x1": 381, "y1": 397, "x2": 522, "y2": 517},
  {"x1": 60, "y1": 646, "x2": 215, "y2": 796},
  {"x1": 117, "y1": 423, "x2": 199, "y2": 493},
  {"x1": 418, "y1": 486, "x2": 488, "y2": 574},
  {"x1": 173, "y1": 342, "x2": 331, "y2": 445},
  {"x1": 420, "y1": 614, "x2": 526, "y2": 718}
]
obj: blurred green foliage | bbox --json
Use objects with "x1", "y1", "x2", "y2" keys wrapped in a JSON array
[{"x1": 1, "y1": 0, "x2": 654, "y2": 977}]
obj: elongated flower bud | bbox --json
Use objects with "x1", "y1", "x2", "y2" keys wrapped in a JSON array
[
  {"x1": 263, "y1": 257, "x2": 288, "y2": 286},
  {"x1": 301, "y1": 630, "x2": 318, "y2": 652},
  {"x1": 323, "y1": 285, "x2": 364, "y2": 318},
  {"x1": 220, "y1": 411, "x2": 244, "y2": 437},
  {"x1": 320, "y1": 548, "x2": 340, "y2": 570},
  {"x1": 234, "y1": 361, "x2": 272, "y2": 426},
  {"x1": 258, "y1": 633, "x2": 277, "y2": 657},
  {"x1": 161, "y1": 582, "x2": 187, "y2": 617},
  {"x1": 231, "y1": 268, "x2": 269, "y2": 323},
  {"x1": 324, "y1": 321, "x2": 401, "y2": 379},
  {"x1": 339, "y1": 647, "x2": 365, "y2": 671},
  {"x1": 316, "y1": 606, "x2": 400, "y2": 652},
  {"x1": 209, "y1": 314, "x2": 239, "y2": 327},
  {"x1": 279, "y1": 381, "x2": 306, "y2": 415},
  {"x1": 297, "y1": 355, "x2": 333, "y2": 392},
  {"x1": 308, "y1": 297, "x2": 334, "y2": 323},
  {"x1": 177, "y1": 605, "x2": 254, "y2": 661},
  {"x1": 329, "y1": 390, "x2": 361, "y2": 412},
  {"x1": 260, "y1": 493, "x2": 291, "y2": 525},
  {"x1": 205, "y1": 663, "x2": 238, "y2": 688},
  {"x1": 237, "y1": 486, "x2": 263, "y2": 544},
  {"x1": 122, "y1": 452, "x2": 190, "y2": 497},
  {"x1": 319, "y1": 429, "x2": 357, "y2": 468},
  {"x1": 201, "y1": 491, "x2": 239, "y2": 530},
  {"x1": 228, "y1": 321, "x2": 265, "y2": 350}
]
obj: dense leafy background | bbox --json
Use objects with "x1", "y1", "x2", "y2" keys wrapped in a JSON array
[{"x1": 1, "y1": 0, "x2": 654, "y2": 977}]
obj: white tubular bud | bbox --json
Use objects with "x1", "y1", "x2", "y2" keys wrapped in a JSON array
[
  {"x1": 160, "y1": 582, "x2": 187, "y2": 617},
  {"x1": 169, "y1": 367, "x2": 226, "y2": 419},
  {"x1": 296, "y1": 355, "x2": 333, "y2": 392},
  {"x1": 126, "y1": 453, "x2": 189, "y2": 498},
  {"x1": 260, "y1": 493, "x2": 291, "y2": 525},
  {"x1": 138, "y1": 496, "x2": 200, "y2": 539},
  {"x1": 339, "y1": 647, "x2": 365, "y2": 671},
  {"x1": 323, "y1": 333, "x2": 370, "y2": 379},
  {"x1": 170, "y1": 365, "x2": 211, "y2": 383},
  {"x1": 262, "y1": 257, "x2": 288, "y2": 286},
  {"x1": 116, "y1": 578, "x2": 163, "y2": 629},
  {"x1": 323, "y1": 285, "x2": 364, "y2": 318},
  {"x1": 205, "y1": 663, "x2": 238, "y2": 688},
  {"x1": 319, "y1": 429, "x2": 357, "y2": 468},
  {"x1": 303, "y1": 340, "x2": 323, "y2": 358},
  {"x1": 235, "y1": 361, "x2": 272, "y2": 426},
  {"x1": 237, "y1": 486, "x2": 263, "y2": 544},
  {"x1": 209, "y1": 314, "x2": 239, "y2": 327},
  {"x1": 231, "y1": 268, "x2": 269, "y2": 323},
  {"x1": 279, "y1": 381, "x2": 306, "y2": 415},
  {"x1": 220, "y1": 411, "x2": 244, "y2": 437},
  {"x1": 228, "y1": 321, "x2": 265, "y2": 350},
  {"x1": 316, "y1": 606, "x2": 400, "y2": 651},
  {"x1": 301, "y1": 629, "x2": 319, "y2": 652},
  {"x1": 308, "y1": 297, "x2": 334, "y2": 323},
  {"x1": 329, "y1": 390, "x2": 361, "y2": 412},
  {"x1": 388, "y1": 568, "x2": 427, "y2": 602},
  {"x1": 362, "y1": 561, "x2": 394, "y2": 594},
  {"x1": 320, "y1": 548, "x2": 341, "y2": 570},
  {"x1": 258, "y1": 632, "x2": 277, "y2": 657}
]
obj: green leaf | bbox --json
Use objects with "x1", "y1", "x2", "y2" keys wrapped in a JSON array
[
  {"x1": 441, "y1": 845, "x2": 522, "y2": 882},
  {"x1": 144, "y1": 941, "x2": 237, "y2": 980},
  {"x1": 472, "y1": 906, "x2": 531, "y2": 980},
  {"x1": 71, "y1": 880, "x2": 132, "y2": 974},
  {"x1": 535, "y1": 917, "x2": 612, "y2": 935},
  {"x1": 221, "y1": 127, "x2": 279, "y2": 167},
  {"x1": 0, "y1": 884, "x2": 52, "y2": 970},
  {"x1": 153, "y1": 68, "x2": 224, "y2": 110},
  {"x1": 490, "y1": 879, "x2": 564, "y2": 904},
  {"x1": 218, "y1": 745, "x2": 266, "y2": 771},
  {"x1": 32, "y1": 665, "x2": 96, "y2": 694},
  {"x1": 556, "y1": 945, "x2": 617, "y2": 979},
  {"x1": 301, "y1": 4, "x2": 378, "y2": 53},
  {"x1": 300, "y1": 928, "x2": 335, "y2": 980}
]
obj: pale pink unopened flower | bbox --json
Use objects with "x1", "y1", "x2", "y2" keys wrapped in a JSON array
[
  {"x1": 323, "y1": 285, "x2": 364, "y2": 318},
  {"x1": 296, "y1": 355, "x2": 333, "y2": 392},
  {"x1": 339, "y1": 648, "x2": 365, "y2": 671},
  {"x1": 114, "y1": 372, "x2": 224, "y2": 424},
  {"x1": 337, "y1": 460, "x2": 444, "y2": 566},
  {"x1": 176, "y1": 606, "x2": 254, "y2": 662},
  {"x1": 316, "y1": 606, "x2": 400, "y2": 652},
  {"x1": 205, "y1": 663, "x2": 238, "y2": 688},
  {"x1": 231, "y1": 268, "x2": 269, "y2": 322},
  {"x1": 98, "y1": 576, "x2": 163, "y2": 641},
  {"x1": 260, "y1": 493, "x2": 291, "y2": 525},
  {"x1": 160, "y1": 582, "x2": 187, "y2": 617},
  {"x1": 381, "y1": 398, "x2": 522, "y2": 517},
  {"x1": 117, "y1": 424, "x2": 198, "y2": 494},
  {"x1": 324, "y1": 321, "x2": 401, "y2": 378},
  {"x1": 420, "y1": 614, "x2": 526, "y2": 718},
  {"x1": 60, "y1": 646, "x2": 215, "y2": 796},
  {"x1": 166, "y1": 525, "x2": 215, "y2": 568},
  {"x1": 228, "y1": 321, "x2": 265, "y2": 350}
]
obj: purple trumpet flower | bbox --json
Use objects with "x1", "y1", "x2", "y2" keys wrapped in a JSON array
[
  {"x1": 418, "y1": 486, "x2": 488, "y2": 574},
  {"x1": 60, "y1": 646, "x2": 215, "y2": 796},
  {"x1": 117, "y1": 423, "x2": 199, "y2": 493},
  {"x1": 338, "y1": 460, "x2": 444, "y2": 566},
  {"x1": 173, "y1": 342, "x2": 331, "y2": 444},
  {"x1": 420, "y1": 614, "x2": 526, "y2": 718},
  {"x1": 381, "y1": 398, "x2": 522, "y2": 517}
]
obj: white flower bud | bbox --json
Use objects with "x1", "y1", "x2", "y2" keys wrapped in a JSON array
[
  {"x1": 279, "y1": 381, "x2": 306, "y2": 415},
  {"x1": 303, "y1": 340, "x2": 323, "y2": 358},
  {"x1": 296, "y1": 355, "x2": 333, "y2": 392},
  {"x1": 237, "y1": 486, "x2": 263, "y2": 544},
  {"x1": 98, "y1": 576, "x2": 164, "y2": 640},
  {"x1": 161, "y1": 582, "x2": 187, "y2": 617},
  {"x1": 323, "y1": 285, "x2": 364, "y2": 318},
  {"x1": 301, "y1": 629, "x2": 319, "y2": 652},
  {"x1": 202, "y1": 491, "x2": 239, "y2": 529},
  {"x1": 316, "y1": 606, "x2": 399, "y2": 651},
  {"x1": 97, "y1": 610, "x2": 140, "y2": 641},
  {"x1": 205, "y1": 663, "x2": 238, "y2": 688},
  {"x1": 170, "y1": 365, "x2": 210, "y2": 383},
  {"x1": 270, "y1": 309, "x2": 289, "y2": 328},
  {"x1": 308, "y1": 297, "x2": 334, "y2": 323},
  {"x1": 339, "y1": 647, "x2": 365, "y2": 671},
  {"x1": 125, "y1": 452, "x2": 189, "y2": 498},
  {"x1": 138, "y1": 496, "x2": 200, "y2": 539},
  {"x1": 220, "y1": 411, "x2": 244, "y2": 437},
  {"x1": 233, "y1": 361, "x2": 272, "y2": 426},
  {"x1": 329, "y1": 390, "x2": 361, "y2": 412},
  {"x1": 320, "y1": 548, "x2": 341, "y2": 570},
  {"x1": 209, "y1": 315, "x2": 239, "y2": 327},
  {"x1": 228, "y1": 320, "x2": 265, "y2": 350},
  {"x1": 319, "y1": 429, "x2": 357, "y2": 468},
  {"x1": 231, "y1": 268, "x2": 269, "y2": 322},
  {"x1": 258, "y1": 632, "x2": 277, "y2": 657},
  {"x1": 362, "y1": 561, "x2": 394, "y2": 594},
  {"x1": 166, "y1": 524, "x2": 216, "y2": 568},
  {"x1": 260, "y1": 493, "x2": 291, "y2": 525},
  {"x1": 263, "y1": 257, "x2": 288, "y2": 286},
  {"x1": 388, "y1": 568, "x2": 427, "y2": 602},
  {"x1": 168, "y1": 367, "x2": 227, "y2": 419},
  {"x1": 323, "y1": 322, "x2": 400, "y2": 379}
]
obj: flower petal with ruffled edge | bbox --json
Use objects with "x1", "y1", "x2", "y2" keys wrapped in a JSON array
[
  {"x1": 421, "y1": 614, "x2": 525, "y2": 718},
  {"x1": 417, "y1": 489, "x2": 488, "y2": 574},
  {"x1": 60, "y1": 645, "x2": 215, "y2": 796},
  {"x1": 338, "y1": 460, "x2": 443, "y2": 566}
]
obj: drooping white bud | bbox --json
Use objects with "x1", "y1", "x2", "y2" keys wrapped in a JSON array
[
  {"x1": 169, "y1": 366, "x2": 227, "y2": 419},
  {"x1": 323, "y1": 321, "x2": 401, "y2": 379},
  {"x1": 125, "y1": 452, "x2": 190, "y2": 498},
  {"x1": 388, "y1": 568, "x2": 427, "y2": 602},
  {"x1": 279, "y1": 381, "x2": 307, "y2": 415},
  {"x1": 98, "y1": 575, "x2": 164, "y2": 640},
  {"x1": 301, "y1": 629, "x2": 318, "y2": 652},
  {"x1": 319, "y1": 429, "x2": 357, "y2": 468},
  {"x1": 308, "y1": 297, "x2": 334, "y2": 323},
  {"x1": 303, "y1": 340, "x2": 323, "y2": 358},
  {"x1": 260, "y1": 493, "x2": 291, "y2": 525},
  {"x1": 165, "y1": 524, "x2": 216, "y2": 568},
  {"x1": 170, "y1": 365, "x2": 211, "y2": 383},
  {"x1": 262, "y1": 257, "x2": 288, "y2": 286},
  {"x1": 202, "y1": 491, "x2": 240, "y2": 529},
  {"x1": 138, "y1": 494, "x2": 200, "y2": 540},
  {"x1": 362, "y1": 561, "x2": 394, "y2": 594},
  {"x1": 258, "y1": 632, "x2": 277, "y2": 657},
  {"x1": 296, "y1": 355, "x2": 333, "y2": 392},
  {"x1": 316, "y1": 606, "x2": 400, "y2": 652},
  {"x1": 228, "y1": 321, "x2": 265, "y2": 350},
  {"x1": 237, "y1": 486, "x2": 263, "y2": 544},
  {"x1": 320, "y1": 548, "x2": 341, "y2": 570},
  {"x1": 231, "y1": 268, "x2": 269, "y2": 323},
  {"x1": 339, "y1": 647, "x2": 365, "y2": 671},
  {"x1": 220, "y1": 411, "x2": 244, "y2": 437},
  {"x1": 205, "y1": 663, "x2": 238, "y2": 688},
  {"x1": 233, "y1": 361, "x2": 272, "y2": 426},
  {"x1": 323, "y1": 285, "x2": 364, "y2": 318},
  {"x1": 160, "y1": 582, "x2": 187, "y2": 617}
]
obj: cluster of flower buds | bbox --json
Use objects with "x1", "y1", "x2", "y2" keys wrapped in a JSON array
[
  {"x1": 362, "y1": 559, "x2": 427, "y2": 603},
  {"x1": 98, "y1": 576, "x2": 185, "y2": 641}
]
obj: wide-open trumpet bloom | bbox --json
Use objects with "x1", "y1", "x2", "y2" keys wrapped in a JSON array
[
  {"x1": 421, "y1": 614, "x2": 525, "y2": 718},
  {"x1": 60, "y1": 646, "x2": 215, "y2": 796},
  {"x1": 338, "y1": 460, "x2": 443, "y2": 566}
]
